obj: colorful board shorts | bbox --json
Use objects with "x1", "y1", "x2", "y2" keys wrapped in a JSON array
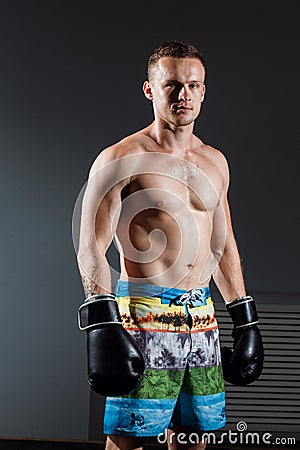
[{"x1": 103, "y1": 280, "x2": 226, "y2": 436}]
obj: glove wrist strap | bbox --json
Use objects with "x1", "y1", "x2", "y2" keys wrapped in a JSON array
[
  {"x1": 78, "y1": 294, "x2": 122, "y2": 331},
  {"x1": 226, "y1": 295, "x2": 259, "y2": 329}
]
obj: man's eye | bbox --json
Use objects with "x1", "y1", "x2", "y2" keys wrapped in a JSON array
[{"x1": 190, "y1": 83, "x2": 199, "y2": 89}]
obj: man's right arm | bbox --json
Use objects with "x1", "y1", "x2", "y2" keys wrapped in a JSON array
[
  {"x1": 76, "y1": 146, "x2": 146, "y2": 398},
  {"x1": 77, "y1": 148, "x2": 128, "y2": 297}
]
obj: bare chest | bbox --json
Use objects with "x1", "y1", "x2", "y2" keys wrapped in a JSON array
[{"x1": 126, "y1": 154, "x2": 223, "y2": 213}]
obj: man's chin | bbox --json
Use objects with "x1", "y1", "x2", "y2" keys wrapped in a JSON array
[
  {"x1": 172, "y1": 117, "x2": 195, "y2": 127},
  {"x1": 171, "y1": 111, "x2": 200, "y2": 127}
]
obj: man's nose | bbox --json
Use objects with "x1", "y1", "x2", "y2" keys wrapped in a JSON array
[{"x1": 178, "y1": 86, "x2": 191, "y2": 102}]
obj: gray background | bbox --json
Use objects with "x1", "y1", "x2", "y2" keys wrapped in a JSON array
[{"x1": 0, "y1": 0, "x2": 299, "y2": 442}]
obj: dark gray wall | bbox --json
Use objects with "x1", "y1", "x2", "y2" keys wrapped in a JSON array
[{"x1": 1, "y1": 0, "x2": 299, "y2": 442}]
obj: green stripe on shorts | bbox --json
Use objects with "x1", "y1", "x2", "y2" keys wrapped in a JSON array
[
  {"x1": 182, "y1": 365, "x2": 225, "y2": 396},
  {"x1": 125, "y1": 365, "x2": 224, "y2": 400},
  {"x1": 126, "y1": 369, "x2": 185, "y2": 399}
]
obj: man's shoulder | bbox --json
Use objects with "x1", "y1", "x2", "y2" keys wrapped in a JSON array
[
  {"x1": 98, "y1": 133, "x2": 145, "y2": 161},
  {"x1": 89, "y1": 131, "x2": 147, "y2": 177},
  {"x1": 197, "y1": 143, "x2": 230, "y2": 191},
  {"x1": 200, "y1": 143, "x2": 229, "y2": 169}
]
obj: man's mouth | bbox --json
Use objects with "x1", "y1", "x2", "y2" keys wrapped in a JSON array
[{"x1": 173, "y1": 105, "x2": 192, "y2": 112}]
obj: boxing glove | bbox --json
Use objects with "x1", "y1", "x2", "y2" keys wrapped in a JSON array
[
  {"x1": 78, "y1": 294, "x2": 145, "y2": 396},
  {"x1": 221, "y1": 295, "x2": 264, "y2": 385}
]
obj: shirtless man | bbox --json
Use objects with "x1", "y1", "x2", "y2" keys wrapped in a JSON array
[{"x1": 77, "y1": 41, "x2": 263, "y2": 450}]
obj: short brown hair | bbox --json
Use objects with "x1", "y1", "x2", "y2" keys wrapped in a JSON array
[{"x1": 147, "y1": 40, "x2": 206, "y2": 81}]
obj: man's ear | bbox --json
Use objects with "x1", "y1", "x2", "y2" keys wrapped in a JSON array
[
  {"x1": 143, "y1": 81, "x2": 154, "y2": 100},
  {"x1": 201, "y1": 84, "x2": 206, "y2": 102}
]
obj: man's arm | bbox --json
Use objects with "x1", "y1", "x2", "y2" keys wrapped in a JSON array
[
  {"x1": 212, "y1": 154, "x2": 264, "y2": 386},
  {"x1": 212, "y1": 156, "x2": 246, "y2": 303},
  {"x1": 77, "y1": 149, "x2": 127, "y2": 297},
  {"x1": 212, "y1": 199, "x2": 246, "y2": 302}
]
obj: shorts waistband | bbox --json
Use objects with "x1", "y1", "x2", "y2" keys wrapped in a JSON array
[{"x1": 115, "y1": 280, "x2": 211, "y2": 307}]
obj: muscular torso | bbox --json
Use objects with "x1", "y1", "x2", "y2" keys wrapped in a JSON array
[{"x1": 111, "y1": 132, "x2": 225, "y2": 289}]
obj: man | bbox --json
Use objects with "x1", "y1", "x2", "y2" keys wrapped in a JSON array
[{"x1": 77, "y1": 41, "x2": 263, "y2": 450}]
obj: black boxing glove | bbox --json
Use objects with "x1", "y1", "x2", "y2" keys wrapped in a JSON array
[
  {"x1": 78, "y1": 294, "x2": 145, "y2": 396},
  {"x1": 221, "y1": 295, "x2": 264, "y2": 385}
]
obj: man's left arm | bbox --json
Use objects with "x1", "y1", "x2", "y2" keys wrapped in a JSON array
[
  {"x1": 212, "y1": 191, "x2": 246, "y2": 303},
  {"x1": 211, "y1": 155, "x2": 264, "y2": 385}
]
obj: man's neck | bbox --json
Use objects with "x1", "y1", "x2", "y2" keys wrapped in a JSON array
[{"x1": 148, "y1": 120, "x2": 195, "y2": 154}]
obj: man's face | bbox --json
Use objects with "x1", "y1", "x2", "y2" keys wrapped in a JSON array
[{"x1": 144, "y1": 57, "x2": 206, "y2": 128}]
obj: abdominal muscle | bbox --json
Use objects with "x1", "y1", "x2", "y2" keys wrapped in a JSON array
[{"x1": 115, "y1": 207, "x2": 215, "y2": 290}]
